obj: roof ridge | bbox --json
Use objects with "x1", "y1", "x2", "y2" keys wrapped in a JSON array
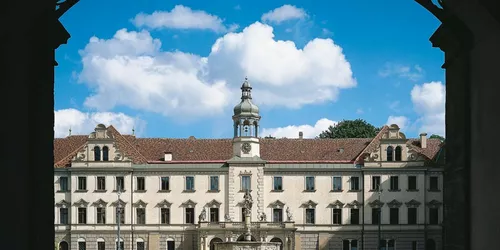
[
  {"x1": 354, "y1": 125, "x2": 389, "y2": 163},
  {"x1": 54, "y1": 142, "x2": 86, "y2": 167},
  {"x1": 107, "y1": 125, "x2": 149, "y2": 163}
]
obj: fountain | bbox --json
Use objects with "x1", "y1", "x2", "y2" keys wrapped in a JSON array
[{"x1": 214, "y1": 190, "x2": 281, "y2": 250}]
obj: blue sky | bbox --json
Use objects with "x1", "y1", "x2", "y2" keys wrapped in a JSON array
[{"x1": 54, "y1": 0, "x2": 445, "y2": 139}]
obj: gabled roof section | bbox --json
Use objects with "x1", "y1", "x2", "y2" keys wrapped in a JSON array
[
  {"x1": 300, "y1": 200, "x2": 318, "y2": 208},
  {"x1": 133, "y1": 199, "x2": 148, "y2": 208},
  {"x1": 328, "y1": 200, "x2": 345, "y2": 208},
  {"x1": 156, "y1": 199, "x2": 173, "y2": 208}
]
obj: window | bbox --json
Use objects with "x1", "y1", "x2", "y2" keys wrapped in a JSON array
[
  {"x1": 78, "y1": 177, "x2": 87, "y2": 191},
  {"x1": 241, "y1": 175, "x2": 251, "y2": 191},
  {"x1": 273, "y1": 208, "x2": 283, "y2": 222},
  {"x1": 380, "y1": 239, "x2": 396, "y2": 250},
  {"x1": 332, "y1": 176, "x2": 342, "y2": 191},
  {"x1": 137, "y1": 177, "x2": 145, "y2": 191},
  {"x1": 395, "y1": 146, "x2": 402, "y2": 161},
  {"x1": 136, "y1": 208, "x2": 146, "y2": 224},
  {"x1": 97, "y1": 207, "x2": 106, "y2": 224},
  {"x1": 210, "y1": 176, "x2": 219, "y2": 191},
  {"x1": 160, "y1": 177, "x2": 170, "y2": 191},
  {"x1": 116, "y1": 177, "x2": 124, "y2": 191},
  {"x1": 429, "y1": 176, "x2": 439, "y2": 190},
  {"x1": 343, "y1": 240, "x2": 358, "y2": 250},
  {"x1": 116, "y1": 241, "x2": 124, "y2": 250},
  {"x1": 102, "y1": 146, "x2": 109, "y2": 161},
  {"x1": 137, "y1": 242, "x2": 145, "y2": 250},
  {"x1": 350, "y1": 209, "x2": 359, "y2": 225},
  {"x1": 59, "y1": 177, "x2": 68, "y2": 191},
  {"x1": 332, "y1": 209, "x2": 342, "y2": 224},
  {"x1": 389, "y1": 176, "x2": 399, "y2": 191},
  {"x1": 78, "y1": 242, "x2": 86, "y2": 250},
  {"x1": 167, "y1": 239, "x2": 175, "y2": 250},
  {"x1": 389, "y1": 208, "x2": 399, "y2": 224},
  {"x1": 78, "y1": 207, "x2": 87, "y2": 224},
  {"x1": 273, "y1": 176, "x2": 283, "y2": 191},
  {"x1": 387, "y1": 146, "x2": 393, "y2": 161},
  {"x1": 305, "y1": 176, "x2": 315, "y2": 191},
  {"x1": 161, "y1": 208, "x2": 170, "y2": 224},
  {"x1": 59, "y1": 208, "x2": 68, "y2": 224},
  {"x1": 372, "y1": 176, "x2": 381, "y2": 191},
  {"x1": 185, "y1": 176, "x2": 195, "y2": 191},
  {"x1": 429, "y1": 208, "x2": 439, "y2": 225},
  {"x1": 97, "y1": 242, "x2": 105, "y2": 250},
  {"x1": 306, "y1": 208, "x2": 315, "y2": 224},
  {"x1": 94, "y1": 146, "x2": 101, "y2": 161},
  {"x1": 97, "y1": 176, "x2": 106, "y2": 191},
  {"x1": 185, "y1": 207, "x2": 195, "y2": 224},
  {"x1": 350, "y1": 176, "x2": 360, "y2": 191},
  {"x1": 372, "y1": 208, "x2": 380, "y2": 224},
  {"x1": 412, "y1": 241, "x2": 417, "y2": 250},
  {"x1": 408, "y1": 207, "x2": 417, "y2": 224},
  {"x1": 408, "y1": 176, "x2": 417, "y2": 190},
  {"x1": 210, "y1": 208, "x2": 219, "y2": 222},
  {"x1": 117, "y1": 207, "x2": 125, "y2": 224}
]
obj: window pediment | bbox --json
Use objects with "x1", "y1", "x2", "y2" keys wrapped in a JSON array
[
  {"x1": 181, "y1": 199, "x2": 197, "y2": 208},
  {"x1": 387, "y1": 199, "x2": 402, "y2": 208},
  {"x1": 328, "y1": 200, "x2": 345, "y2": 209},
  {"x1": 206, "y1": 199, "x2": 222, "y2": 208},
  {"x1": 73, "y1": 199, "x2": 89, "y2": 207},
  {"x1": 92, "y1": 199, "x2": 108, "y2": 207},
  {"x1": 56, "y1": 199, "x2": 69, "y2": 208},
  {"x1": 427, "y1": 200, "x2": 442, "y2": 208},
  {"x1": 133, "y1": 199, "x2": 148, "y2": 208},
  {"x1": 368, "y1": 199, "x2": 384, "y2": 208},
  {"x1": 405, "y1": 199, "x2": 421, "y2": 208},
  {"x1": 269, "y1": 200, "x2": 285, "y2": 209},
  {"x1": 346, "y1": 200, "x2": 362, "y2": 208},
  {"x1": 156, "y1": 199, "x2": 172, "y2": 208},
  {"x1": 301, "y1": 200, "x2": 318, "y2": 208},
  {"x1": 110, "y1": 199, "x2": 127, "y2": 207}
]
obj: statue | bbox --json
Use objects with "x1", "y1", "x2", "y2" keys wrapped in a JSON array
[
  {"x1": 224, "y1": 213, "x2": 232, "y2": 222},
  {"x1": 286, "y1": 206, "x2": 293, "y2": 221},
  {"x1": 199, "y1": 207, "x2": 207, "y2": 222},
  {"x1": 243, "y1": 189, "x2": 253, "y2": 215},
  {"x1": 258, "y1": 212, "x2": 267, "y2": 222}
]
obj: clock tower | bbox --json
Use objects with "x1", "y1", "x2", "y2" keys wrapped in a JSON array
[{"x1": 232, "y1": 77, "x2": 261, "y2": 158}]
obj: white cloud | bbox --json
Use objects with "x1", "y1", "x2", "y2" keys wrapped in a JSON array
[
  {"x1": 411, "y1": 81, "x2": 446, "y2": 136},
  {"x1": 234, "y1": 5, "x2": 241, "y2": 10},
  {"x1": 78, "y1": 22, "x2": 356, "y2": 119},
  {"x1": 261, "y1": 118, "x2": 337, "y2": 138},
  {"x1": 389, "y1": 100, "x2": 400, "y2": 112},
  {"x1": 261, "y1": 5, "x2": 307, "y2": 24},
  {"x1": 356, "y1": 108, "x2": 364, "y2": 114},
  {"x1": 132, "y1": 5, "x2": 236, "y2": 33},
  {"x1": 378, "y1": 63, "x2": 424, "y2": 82},
  {"x1": 386, "y1": 116, "x2": 410, "y2": 131},
  {"x1": 54, "y1": 109, "x2": 145, "y2": 138}
]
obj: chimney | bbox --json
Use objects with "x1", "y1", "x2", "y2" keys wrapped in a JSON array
[
  {"x1": 164, "y1": 152, "x2": 172, "y2": 161},
  {"x1": 299, "y1": 131, "x2": 303, "y2": 139},
  {"x1": 420, "y1": 133, "x2": 428, "y2": 148}
]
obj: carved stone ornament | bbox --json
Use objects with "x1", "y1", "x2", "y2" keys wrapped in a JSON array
[
  {"x1": 133, "y1": 199, "x2": 148, "y2": 208},
  {"x1": 241, "y1": 142, "x2": 252, "y2": 153},
  {"x1": 387, "y1": 199, "x2": 403, "y2": 208},
  {"x1": 258, "y1": 212, "x2": 267, "y2": 222},
  {"x1": 206, "y1": 199, "x2": 222, "y2": 208},
  {"x1": 111, "y1": 199, "x2": 127, "y2": 207},
  {"x1": 56, "y1": 199, "x2": 69, "y2": 208},
  {"x1": 405, "y1": 199, "x2": 421, "y2": 208},
  {"x1": 427, "y1": 200, "x2": 443, "y2": 208},
  {"x1": 301, "y1": 200, "x2": 318, "y2": 209},
  {"x1": 73, "y1": 198, "x2": 89, "y2": 207},
  {"x1": 199, "y1": 207, "x2": 207, "y2": 222},
  {"x1": 346, "y1": 200, "x2": 362, "y2": 208},
  {"x1": 368, "y1": 199, "x2": 385, "y2": 208},
  {"x1": 92, "y1": 199, "x2": 108, "y2": 208},
  {"x1": 286, "y1": 207, "x2": 293, "y2": 221},
  {"x1": 239, "y1": 170, "x2": 252, "y2": 175},
  {"x1": 329, "y1": 200, "x2": 345, "y2": 209},
  {"x1": 269, "y1": 200, "x2": 285, "y2": 209},
  {"x1": 225, "y1": 213, "x2": 232, "y2": 222},
  {"x1": 182, "y1": 199, "x2": 197, "y2": 208},
  {"x1": 156, "y1": 199, "x2": 173, "y2": 208}
]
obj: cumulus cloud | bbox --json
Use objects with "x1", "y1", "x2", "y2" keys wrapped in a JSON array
[
  {"x1": 132, "y1": 5, "x2": 237, "y2": 33},
  {"x1": 386, "y1": 116, "x2": 410, "y2": 131},
  {"x1": 411, "y1": 81, "x2": 446, "y2": 136},
  {"x1": 78, "y1": 22, "x2": 356, "y2": 119},
  {"x1": 378, "y1": 63, "x2": 424, "y2": 82},
  {"x1": 261, "y1": 5, "x2": 307, "y2": 24},
  {"x1": 54, "y1": 109, "x2": 145, "y2": 138},
  {"x1": 261, "y1": 118, "x2": 337, "y2": 138}
]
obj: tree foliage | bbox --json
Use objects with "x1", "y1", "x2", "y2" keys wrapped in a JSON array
[
  {"x1": 318, "y1": 119, "x2": 380, "y2": 139},
  {"x1": 264, "y1": 135, "x2": 276, "y2": 139},
  {"x1": 429, "y1": 134, "x2": 445, "y2": 142}
]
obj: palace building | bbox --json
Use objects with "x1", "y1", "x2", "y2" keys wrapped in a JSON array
[{"x1": 54, "y1": 78, "x2": 444, "y2": 250}]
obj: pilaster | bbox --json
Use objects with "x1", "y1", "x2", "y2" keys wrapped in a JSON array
[{"x1": 257, "y1": 166, "x2": 265, "y2": 214}]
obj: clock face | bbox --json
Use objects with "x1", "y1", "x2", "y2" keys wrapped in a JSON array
[{"x1": 242, "y1": 142, "x2": 252, "y2": 153}]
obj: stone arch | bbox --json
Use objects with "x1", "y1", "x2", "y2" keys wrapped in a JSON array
[
  {"x1": 102, "y1": 146, "x2": 109, "y2": 161},
  {"x1": 94, "y1": 146, "x2": 101, "y2": 161},
  {"x1": 237, "y1": 234, "x2": 257, "y2": 242},
  {"x1": 58, "y1": 241, "x2": 68, "y2": 250},
  {"x1": 270, "y1": 237, "x2": 284, "y2": 250},
  {"x1": 166, "y1": 238, "x2": 175, "y2": 250},
  {"x1": 209, "y1": 237, "x2": 223, "y2": 250}
]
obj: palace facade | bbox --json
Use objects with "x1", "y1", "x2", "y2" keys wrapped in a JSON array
[{"x1": 54, "y1": 79, "x2": 444, "y2": 250}]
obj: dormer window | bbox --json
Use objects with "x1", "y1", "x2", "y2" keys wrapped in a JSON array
[
  {"x1": 102, "y1": 146, "x2": 109, "y2": 161},
  {"x1": 94, "y1": 146, "x2": 101, "y2": 161},
  {"x1": 387, "y1": 146, "x2": 393, "y2": 161},
  {"x1": 395, "y1": 146, "x2": 402, "y2": 161}
]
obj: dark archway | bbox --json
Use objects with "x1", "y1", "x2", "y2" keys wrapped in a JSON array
[
  {"x1": 395, "y1": 146, "x2": 402, "y2": 161},
  {"x1": 270, "y1": 237, "x2": 283, "y2": 250},
  {"x1": 94, "y1": 146, "x2": 101, "y2": 161},
  {"x1": 209, "y1": 237, "x2": 223, "y2": 250},
  {"x1": 426, "y1": 239, "x2": 436, "y2": 250},
  {"x1": 59, "y1": 241, "x2": 69, "y2": 250},
  {"x1": 102, "y1": 146, "x2": 109, "y2": 161},
  {"x1": 386, "y1": 146, "x2": 393, "y2": 161},
  {"x1": 237, "y1": 234, "x2": 257, "y2": 242}
]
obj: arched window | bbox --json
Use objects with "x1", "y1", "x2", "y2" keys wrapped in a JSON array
[
  {"x1": 166, "y1": 238, "x2": 175, "y2": 250},
  {"x1": 426, "y1": 239, "x2": 436, "y2": 250},
  {"x1": 77, "y1": 238, "x2": 86, "y2": 250},
  {"x1": 136, "y1": 238, "x2": 145, "y2": 250},
  {"x1": 237, "y1": 234, "x2": 257, "y2": 242},
  {"x1": 387, "y1": 146, "x2": 393, "y2": 161},
  {"x1": 59, "y1": 241, "x2": 69, "y2": 250},
  {"x1": 94, "y1": 146, "x2": 101, "y2": 161},
  {"x1": 270, "y1": 237, "x2": 284, "y2": 250},
  {"x1": 102, "y1": 146, "x2": 109, "y2": 161},
  {"x1": 115, "y1": 238, "x2": 124, "y2": 250},
  {"x1": 209, "y1": 237, "x2": 223, "y2": 250},
  {"x1": 395, "y1": 146, "x2": 402, "y2": 161},
  {"x1": 97, "y1": 238, "x2": 105, "y2": 250}
]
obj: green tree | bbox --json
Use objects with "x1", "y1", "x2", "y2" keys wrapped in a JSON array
[
  {"x1": 318, "y1": 119, "x2": 381, "y2": 139},
  {"x1": 429, "y1": 134, "x2": 445, "y2": 142}
]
